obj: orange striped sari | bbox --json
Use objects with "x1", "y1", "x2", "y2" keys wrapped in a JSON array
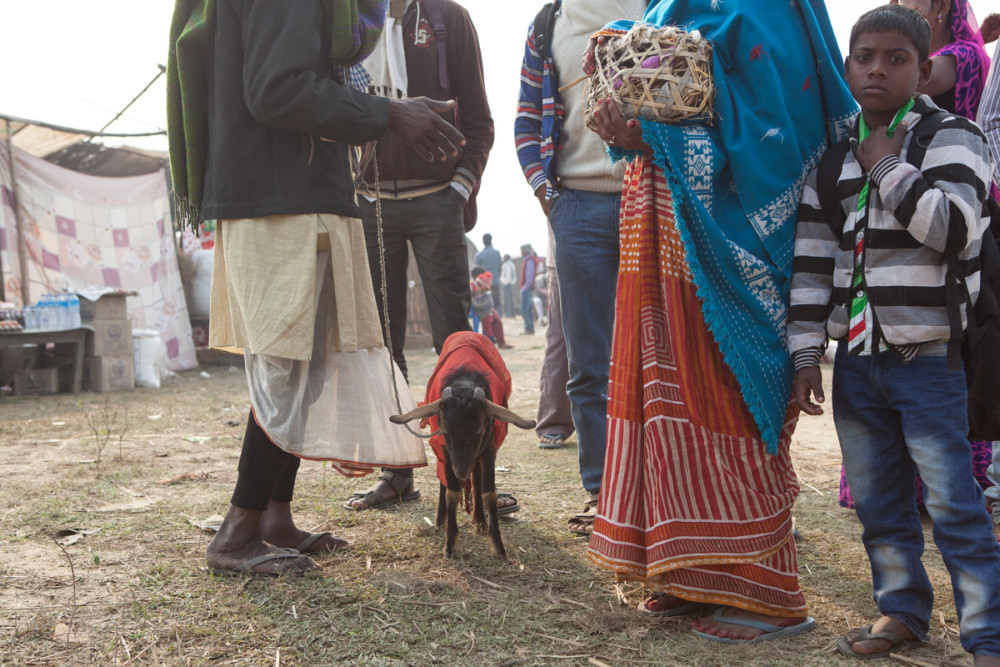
[{"x1": 587, "y1": 158, "x2": 806, "y2": 617}]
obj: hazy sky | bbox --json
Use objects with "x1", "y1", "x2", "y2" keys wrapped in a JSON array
[{"x1": 0, "y1": 0, "x2": 994, "y2": 256}]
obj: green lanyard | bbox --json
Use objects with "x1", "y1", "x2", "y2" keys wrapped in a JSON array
[{"x1": 856, "y1": 99, "x2": 914, "y2": 213}]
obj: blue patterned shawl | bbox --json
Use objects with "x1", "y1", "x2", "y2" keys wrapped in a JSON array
[{"x1": 612, "y1": 0, "x2": 857, "y2": 453}]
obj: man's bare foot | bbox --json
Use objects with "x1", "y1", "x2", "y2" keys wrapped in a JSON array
[
  {"x1": 260, "y1": 501, "x2": 348, "y2": 553},
  {"x1": 206, "y1": 505, "x2": 318, "y2": 575},
  {"x1": 838, "y1": 616, "x2": 918, "y2": 658},
  {"x1": 691, "y1": 607, "x2": 812, "y2": 642}
]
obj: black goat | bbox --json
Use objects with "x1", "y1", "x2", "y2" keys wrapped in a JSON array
[{"x1": 390, "y1": 369, "x2": 535, "y2": 559}]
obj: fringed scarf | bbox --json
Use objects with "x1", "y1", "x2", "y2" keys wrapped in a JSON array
[{"x1": 166, "y1": 0, "x2": 387, "y2": 230}]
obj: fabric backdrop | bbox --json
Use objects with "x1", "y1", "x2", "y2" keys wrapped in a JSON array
[{"x1": 0, "y1": 142, "x2": 197, "y2": 372}]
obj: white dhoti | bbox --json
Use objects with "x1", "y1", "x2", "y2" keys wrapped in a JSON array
[{"x1": 210, "y1": 213, "x2": 425, "y2": 475}]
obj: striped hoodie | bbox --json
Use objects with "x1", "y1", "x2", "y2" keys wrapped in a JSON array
[{"x1": 787, "y1": 95, "x2": 994, "y2": 368}]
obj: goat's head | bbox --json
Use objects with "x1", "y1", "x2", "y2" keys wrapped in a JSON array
[{"x1": 389, "y1": 372, "x2": 536, "y2": 482}]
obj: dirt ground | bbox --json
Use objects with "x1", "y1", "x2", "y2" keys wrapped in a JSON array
[{"x1": 0, "y1": 320, "x2": 977, "y2": 665}]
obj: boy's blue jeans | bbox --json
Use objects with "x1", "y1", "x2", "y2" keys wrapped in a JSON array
[{"x1": 833, "y1": 346, "x2": 1000, "y2": 657}]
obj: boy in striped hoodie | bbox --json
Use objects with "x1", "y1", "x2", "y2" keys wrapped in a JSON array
[{"x1": 788, "y1": 5, "x2": 1000, "y2": 664}]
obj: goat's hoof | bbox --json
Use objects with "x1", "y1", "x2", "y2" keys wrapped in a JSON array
[{"x1": 473, "y1": 523, "x2": 488, "y2": 536}]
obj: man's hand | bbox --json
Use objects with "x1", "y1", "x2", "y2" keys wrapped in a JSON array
[
  {"x1": 533, "y1": 185, "x2": 551, "y2": 217},
  {"x1": 980, "y1": 13, "x2": 1000, "y2": 44},
  {"x1": 386, "y1": 97, "x2": 466, "y2": 162},
  {"x1": 854, "y1": 123, "x2": 906, "y2": 172},
  {"x1": 793, "y1": 367, "x2": 826, "y2": 416}
]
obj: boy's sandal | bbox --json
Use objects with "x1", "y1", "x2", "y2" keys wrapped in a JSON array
[
  {"x1": 837, "y1": 622, "x2": 921, "y2": 659},
  {"x1": 496, "y1": 493, "x2": 520, "y2": 516},
  {"x1": 344, "y1": 470, "x2": 420, "y2": 511}
]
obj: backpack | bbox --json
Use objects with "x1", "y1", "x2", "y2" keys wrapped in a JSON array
[
  {"x1": 421, "y1": 0, "x2": 480, "y2": 232},
  {"x1": 532, "y1": 1, "x2": 561, "y2": 63},
  {"x1": 816, "y1": 111, "x2": 1000, "y2": 440}
]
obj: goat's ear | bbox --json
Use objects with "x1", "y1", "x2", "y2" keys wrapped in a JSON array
[
  {"x1": 483, "y1": 400, "x2": 537, "y2": 430},
  {"x1": 389, "y1": 399, "x2": 441, "y2": 424}
]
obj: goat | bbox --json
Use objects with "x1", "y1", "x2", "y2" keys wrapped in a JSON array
[{"x1": 389, "y1": 334, "x2": 535, "y2": 559}]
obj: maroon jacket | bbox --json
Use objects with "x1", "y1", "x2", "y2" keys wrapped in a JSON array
[{"x1": 363, "y1": 0, "x2": 493, "y2": 197}]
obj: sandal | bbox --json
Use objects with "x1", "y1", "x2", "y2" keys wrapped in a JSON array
[
  {"x1": 837, "y1": 619, "x2": 920, "y2": 659},
  {"x1": 344, "y1": 470, "x2": 420, "y2": 511},
  {"x1": 538, "y1": 433, "x2": 566, "y2": 449},
  {"x1": 639, "y1": 592, "x2": 709, "y2": 617},
  {"x1": 496, "y1": 492, "x2": 520, "y2": 516},
  {"x1": 568, "y1": 492, "x2": 599, "y2": 536}
]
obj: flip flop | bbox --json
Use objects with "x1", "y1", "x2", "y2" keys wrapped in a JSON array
[
  {"x1": 837, "y1": 623, "x2": 921, "y2": 659},
  {"x1": 209, "y1": 549, "x2": 308, "y2": 578},
  {"x1": 496, "y1": 493, "x2": 520, "y2": 516},
  {"x1": 639, "y1": 592, "x2": 710, "y2": 617},
  {"x1": 538, "y1": 433, "x2": 566, "y2": 449},
  {"x1": 691, "y1": 607, "x2": 816, "y2": 644},
  {"x1": 295, "y1": 532, "x2": 348, "y2": 554}
]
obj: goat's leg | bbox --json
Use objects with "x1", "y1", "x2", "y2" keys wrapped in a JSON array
[
  {"x1": 471, "y1": 461, "x2": 487, "y2": 536},
  {"x1": 436, "y1": 483, "x2": 448, "y2": 528},
  {"x1": 481, "y1": 449, "x2": 505, "y2": 559},
  {"x1": 443, "y1": 461, "x2": 463, "y2": 558}
]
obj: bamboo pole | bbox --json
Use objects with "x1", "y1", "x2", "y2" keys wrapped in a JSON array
[{"x1": 4, "y1": 119, "x2": 30, "y2": 307}]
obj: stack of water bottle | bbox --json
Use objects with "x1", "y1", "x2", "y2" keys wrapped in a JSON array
[{"x1": 23, "y1": 290, "x2": 82, "y2": 331}]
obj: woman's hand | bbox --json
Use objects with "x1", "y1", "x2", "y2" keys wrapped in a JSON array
[{"x1": 591, "y1": 99, "x2": 650, "y2": 152}]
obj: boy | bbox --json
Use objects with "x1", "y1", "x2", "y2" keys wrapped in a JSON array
[
  {"x1": 470, "y1": 267, "x2": 511, "y2": 349},
  {"x1": 788, "y1": 5, "x2": 1000, "y2": 663}
]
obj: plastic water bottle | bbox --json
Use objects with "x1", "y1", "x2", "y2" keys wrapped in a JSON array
[{"x1": 36, "y1": 294, "x2": 51, "y2": 331}]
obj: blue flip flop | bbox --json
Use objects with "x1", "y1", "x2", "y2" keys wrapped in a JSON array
[{"x1": 691, "y1": 607, "x2": 816, "y2": 644}]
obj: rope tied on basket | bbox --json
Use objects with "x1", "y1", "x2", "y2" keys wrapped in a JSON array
[{"x1": 581, "y1": 24, "x2": 715, "y2": 130}]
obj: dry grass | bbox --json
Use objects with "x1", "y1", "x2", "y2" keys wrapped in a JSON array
[{"x1": 0, "y1": 324, "x2": 976, "y2": 665}]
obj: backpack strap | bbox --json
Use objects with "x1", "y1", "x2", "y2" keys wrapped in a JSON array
[
  {"x1": 531, "y1": 0, "x2": 561, "y2": 62},
  {"x1": 815, "y1": 138, "x2": 850, "y2": 237},
  {"x1": 421, "y1": 0, "x2": 451, "y2": 96}
]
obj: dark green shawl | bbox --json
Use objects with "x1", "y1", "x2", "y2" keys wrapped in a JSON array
[{"x1": 166, "y1": 0, "x2": 387, "y2": 230}]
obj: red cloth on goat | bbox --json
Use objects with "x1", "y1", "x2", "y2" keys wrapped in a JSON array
[{"x1": 421, "y1": 331, "x2": 512, "y2": 488}]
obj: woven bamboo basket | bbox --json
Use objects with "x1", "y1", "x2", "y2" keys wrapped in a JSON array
[{"x1": 584, "y1": 24, "x2": 714, "y2": 130}]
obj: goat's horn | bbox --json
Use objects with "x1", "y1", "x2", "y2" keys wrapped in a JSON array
[
  {"x1": 474, "y1": 387, "x2": 486, "y2": 401},
  {"x1": 483, "y1": 399, "x2": 537, "y2": 430},
  {"x1": 442, "y1": 386, "x2": 453, "y2": 399},
  {"x1": 389, "y1": 399, "x2": 442, "y2": 424}
]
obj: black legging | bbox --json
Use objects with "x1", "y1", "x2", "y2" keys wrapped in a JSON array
[{"x1": 231, "y1": 410, "x2": 300, "y2": 510}]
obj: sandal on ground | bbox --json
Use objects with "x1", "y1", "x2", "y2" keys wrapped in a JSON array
[
  {"x1": 568, "y1": 492, "x2": 600, "y2": 536},
  {"x1": 496, "y1": 492, "x2": 520, "y2": 516},
  {"x1": 691, "y1": 607, "x2": 816, "y2": 644},
  {"x1": 209, "y1": 549, "x2": 309, "y2": 578},
  {"x1": 639, "y1": 592, "x2": 709, "y2": 617},
  {"x1": 538, "y1": 433, "x2": 566, "y2": 449},
  {"x1": 343, "y1": 470, "x2": 420, "y2": 511},
  {"x1": 837, "y1": 620, "x2": 920, "y2": 659},
  {"x1": 295, "y1": 532, "x2": 348, "y2": 554}
]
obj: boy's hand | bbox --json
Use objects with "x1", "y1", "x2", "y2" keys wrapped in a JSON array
[
  {"x1": 854, "y1": 123, "x2": 906, "y2": 172},
  {"x1": 793, "y1": 367, "x2": 825, "y2": 416}
]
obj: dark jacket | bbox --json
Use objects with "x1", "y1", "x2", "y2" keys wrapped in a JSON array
[
  {"x1": 361, "y1": 0, "x2": 493, "y2": 197},
  {"x1": 201, "y1": 0, "x2": 390, "y2": 221}
]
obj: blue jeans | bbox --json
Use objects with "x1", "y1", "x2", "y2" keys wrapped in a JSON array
[
  {"x1": 833, "y1": 347, "x2": 1000, "y2": 656},
  {"x1": 520, "y1": 287, "x2": 535, "y2": 334},
  {"x1": 548, "y1": 189, "x2": 620, "y2": 494}
]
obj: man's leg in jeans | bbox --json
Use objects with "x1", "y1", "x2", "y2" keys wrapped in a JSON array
[
  {"x1": 521, "y1": 288, "x2": 535, "y2": 334},
  {"x1": 549, "y1": 189, "x2": 620, "y2": 533}
]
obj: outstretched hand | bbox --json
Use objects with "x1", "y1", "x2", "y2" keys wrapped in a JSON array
[
  {"x1": 793, "y1": 367, "x2": 825, "y2": 416},
  {"x1": 854, "y1": 123, "x2": 906, "y2": 172},
  {"x1": 386, "y1": 97, "x2": 466, "y2": 162}
]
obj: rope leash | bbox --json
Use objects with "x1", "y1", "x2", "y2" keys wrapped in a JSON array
[{"x1": 372, "y1": 148, "x2": 439, "y2": 440}]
